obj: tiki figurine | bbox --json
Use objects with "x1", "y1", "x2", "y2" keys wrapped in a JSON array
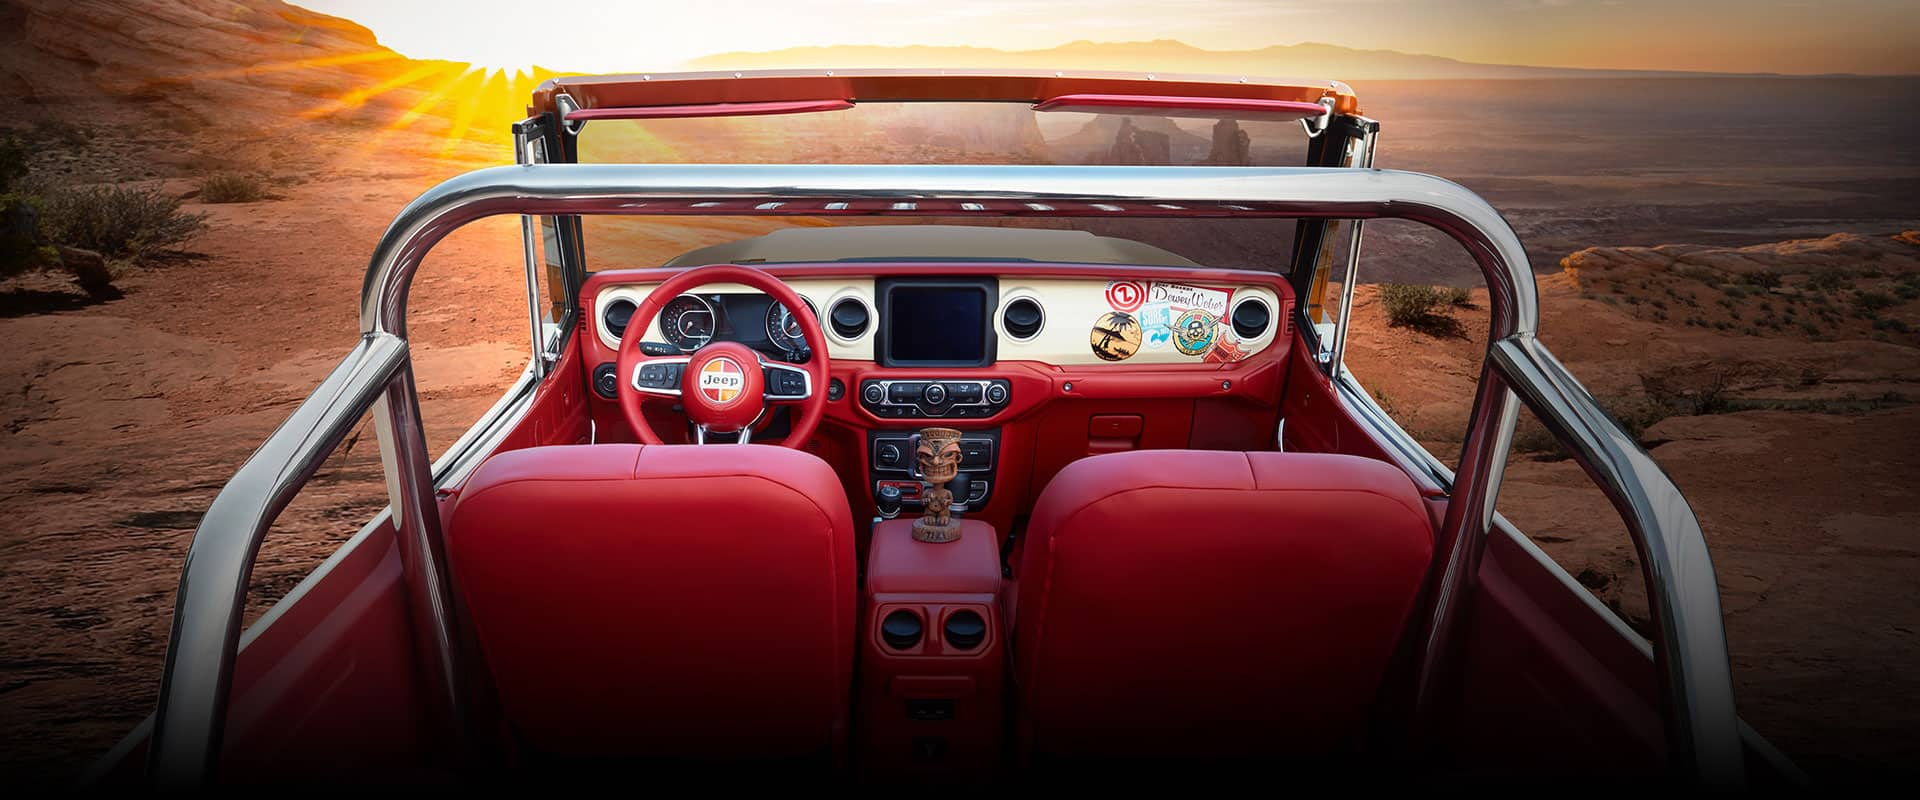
[{"x1": 911, "y1": 426, "x2": 964, "y2": 543}]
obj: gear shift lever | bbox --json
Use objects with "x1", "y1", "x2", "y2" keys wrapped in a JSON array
[
  {"x1": 875, "y1": 484, "x2": 902, "y2": 520},
  {"x1": 946, "y1": 471, "x2": 972, "y2": 514}
]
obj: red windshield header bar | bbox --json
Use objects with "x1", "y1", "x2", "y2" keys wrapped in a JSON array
[
  {"x1": 532, "y1": 70, "x2": 1361, "y2": 119},
  {"x1": 563, "y1": 99, "x2": 854, "y2": 121},
  {"x1": 1033, "y1": 94, "x2": 1327, "y2": 121}
]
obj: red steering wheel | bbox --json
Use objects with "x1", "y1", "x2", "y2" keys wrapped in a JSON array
[{"x1": 617, "y1": 264, "x2": 829, "y2": 447}]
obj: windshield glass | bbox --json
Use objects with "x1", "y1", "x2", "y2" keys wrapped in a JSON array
[{"x1": 574, "y1": 101, "x2": 1310, "y2": 273}]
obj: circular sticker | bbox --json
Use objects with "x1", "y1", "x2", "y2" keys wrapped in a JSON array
[
  {"x1": 1105, "y1": 280, "x2": 1145, "y2": 313},
  {"x1": 697, "y1": 357, "x2": 746, "y2": 403},
  {"x1": 1173, "y1": 308, "x2": 1218, "y2": 356},
  {"x1": 1090, "y1": 311, "x2": 1142, "y2": 362}
]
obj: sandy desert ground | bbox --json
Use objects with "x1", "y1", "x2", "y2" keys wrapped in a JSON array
[{"x1": 1, "y1": 0, "x2": 1918, "y2": 786}]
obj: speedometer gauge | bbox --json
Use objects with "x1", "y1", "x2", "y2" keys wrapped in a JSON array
[
  {"x1": 764, "y1": 296, "x2": 818, "y2": 353},
  {"x1": 659, "y1": 294, "x2": 714, "y2": 351}
]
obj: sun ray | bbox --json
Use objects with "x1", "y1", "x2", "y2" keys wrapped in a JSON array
[
  {"x1": 435, "y1": 67, "x2": 494, "y2": 158},
  {"x1": 301, "y1": 60, "x2": 452, "y2": 119},
  {"x1": 182, "y1": 49, "x2": 404, "y2": 82}
]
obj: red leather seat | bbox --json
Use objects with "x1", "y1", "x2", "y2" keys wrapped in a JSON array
[
  {"x1": 1011, "y1": 450, "x2": 1433, "y2": 761},
  {"x1": 447, "y1": 444, "x2": 857, "y2": 763}
]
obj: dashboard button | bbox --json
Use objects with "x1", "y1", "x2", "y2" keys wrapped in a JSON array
[
  {"x1": 948, "y1": 382, "x2": 982, "y2": 402},
  {"x1": 878, "y1": 442, "x2": 904, "y2": 469},
  {"x1": 861, "y1": 382, "x2": 885, "y2": 405},
  {"x1": 984, "y1": 383, "x2": 1008, "y2": 405},
  {"x1": 960, "y1": 440, "x2": 992, "y2": 470},
  {"x1": 922, "y1": 383, "x2": 946, "y2": 404}
]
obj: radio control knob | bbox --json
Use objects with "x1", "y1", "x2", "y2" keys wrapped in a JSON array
[
  {"x1": 984, "y1": 383, "x2": 1007, "y2": 405},
  {"x1": 923, "y1": 383, "x2": 947, "y2": 404},
  {"x1": 861, "y1": 382, "x2": 885, "y2": 405}
]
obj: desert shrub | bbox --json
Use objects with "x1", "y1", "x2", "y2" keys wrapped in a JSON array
[
  {"x1": 1807, "y1": 270, "x2": 1850, "y2": 292},
  {"x1": 1736, "y1": 272, "x2": 1782, "y2": 289},
  {"x1": 1442, "y1": 286, "x2": 1472, "y2": 307},
  {"x1": 1897, "y1": 284, "x2": 1919, "y2": 300},
  {"x1": 1855, "y1": 291, "x2": 1896, "y2": 313},
  {"x1": 199, "y1": 173, "x2": 269, "y2": 203},
  {"x1": 1379, "y1": 283, "x2": 1452, "y2": 329},
  {"x1": 0, "y1": 135, "x2": 27, "y2": 192},
  {"x1": 2, "y1": 192, "x2": 60, "y2": 277},
  {"x1": 1874, "y1": 317, "x2": 1911, "y2": 334},
  {"x1": 1672, "y1": 264, "x2": 1722, "y2": 284},
  {"x1": 1642, "y1": 367, "x2": 1740, "y2": 415},
  {"x1": 31, "y1": 118, "x2": 92, "y2": 149},
  {"x1": 40, "y1": 183, "x2": 207, "y2": 259},
  {"x1": 1800, "y1": 320, "x2": 1821, "y2": 336}
]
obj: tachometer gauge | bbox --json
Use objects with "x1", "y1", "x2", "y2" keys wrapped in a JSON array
[
  {"x1": 764, "y1": 296, "x2": 818, "y2": 353},
  {"x1": 659, "y1": 294, "x2": 714, "y2": 351}
]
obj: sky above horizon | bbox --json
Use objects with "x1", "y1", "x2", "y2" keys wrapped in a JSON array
[{"x1": 292, "y1": 0, "x2": 1919, "y2": 76}]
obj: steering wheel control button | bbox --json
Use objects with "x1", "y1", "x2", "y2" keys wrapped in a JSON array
[
  {"x1": 943, "y1": 610, "x2": 987, "y2": 650},
  {"x1": 881, "y1": 610, "x2": 923, "y2": 650},
  {"x1": 763, "y1": 365, "x2": 808, "y2": 399},
  {"x1": 634, "y1": 362, "x2": 687, "y2": 392}
]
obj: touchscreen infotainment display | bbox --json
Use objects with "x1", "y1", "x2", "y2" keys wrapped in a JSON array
[{"x1": 887, "y1": 285, "x2": 989, "y2": 365}]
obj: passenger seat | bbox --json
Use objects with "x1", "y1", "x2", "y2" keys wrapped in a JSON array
[{"x1": 1009, "y1": 450, "x2": 1434, "y2": 762}]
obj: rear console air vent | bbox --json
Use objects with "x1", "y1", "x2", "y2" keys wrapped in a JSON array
[
  {"x1": 829, "y1": 296, "x2": 871, "y2": 340},
  {"x1": 603, "y1": 298, "x2": 638, "y2": 339},
  {"x1": 1001, "y1": 297, "x2": 1044, "y2": 341},
  {"x1": 1230, "y1": 296, "x2": 1271, "y2": 340}
]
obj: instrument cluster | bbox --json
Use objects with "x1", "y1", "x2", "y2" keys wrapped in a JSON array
[{"x1": 655, "y1": 292, "x2": 818, "y2": 360}]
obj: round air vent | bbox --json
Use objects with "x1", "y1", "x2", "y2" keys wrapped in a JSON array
[
  {"x1": 1230, "y1": 297, "x2": 1271, "y2": 340},
  {"x1": 1001, "y1": 296, "x2": 1044, "y2": 341},
  {"x1": 602, "y1": 298, "x2": 638, "y2": 339},
  {"x1": 829, "y1": 296, "x2": 871, "y2": 340}
]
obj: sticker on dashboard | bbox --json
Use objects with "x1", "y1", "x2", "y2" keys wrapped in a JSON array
[
  {"x1": 1173, "y1": 308, "x2": 1219, "y2": 356},
  {"x1": 1205, "y1": 329, "x2": 1250, "y2": 363},
  {"x1": 1138, "y1": 301, "x2": 1172, "y2": 349},
  {"x1": 1148, "y1": 282, "x2": 1232, "y2": 318},
  {"x1": 1105, "y1": 280, "x2": 1146, "y2": 312},
  {"x1": 1090, "y1": 311, "x2": 1142, "y2": 362}
]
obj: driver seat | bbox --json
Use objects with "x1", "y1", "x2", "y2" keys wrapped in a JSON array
[{"x1": 446, "y1": 444, "x2": 857, "y2": 765}]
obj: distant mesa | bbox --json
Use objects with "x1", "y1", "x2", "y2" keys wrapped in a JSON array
[
  {"x1": 686, "y1": 39, "x2": 1747, "y2": 81},
  {"x1": 1562, "y1": 232, "x2": 1920, "y2": 284}
]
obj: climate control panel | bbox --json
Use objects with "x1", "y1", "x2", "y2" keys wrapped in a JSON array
[{"x1": 859, "y1": 378, "x2": 1010, "y2": 420}]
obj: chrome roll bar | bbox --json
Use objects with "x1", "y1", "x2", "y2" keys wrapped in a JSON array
[{"x1": 151, "y1": 163, "x2": 1740, "y2": 786}]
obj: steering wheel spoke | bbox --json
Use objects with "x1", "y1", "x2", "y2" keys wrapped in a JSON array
[
  {"x1": 630, "y1": 355, "x2": 691, "y2": 396},
  {"x1": 761, "y1": 358, "x2": 813, "y2": 404}
]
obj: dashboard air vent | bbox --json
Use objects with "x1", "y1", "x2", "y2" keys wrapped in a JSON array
[
  {"x1": 603, "y1": 298, "x2": 638, "y2": 339},
  {"x1": 1002, "y1": 297, "x2": 1044, "y2": 341},
  {"x1": 829, "y1": 297, "x2": 871, "y2": 340},
  {"x1": 1230, "y1": 297, "x2": 1271, "y2": 340}
]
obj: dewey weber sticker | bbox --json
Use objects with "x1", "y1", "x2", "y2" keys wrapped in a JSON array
[{"x1": 1148, "y1": 282, "x2": 1232, "y2": 317}]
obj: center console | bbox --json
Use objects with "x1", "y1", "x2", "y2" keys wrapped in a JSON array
[{"x1": 856, "y1": 519, "x2": 1005, "y2": 777}]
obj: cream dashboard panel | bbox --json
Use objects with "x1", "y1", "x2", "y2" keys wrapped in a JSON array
[
  {"x1": 594, "y1": 276, "x2": 1281, "y2": 367},
  {"x1": 594, "y1": 279, "x2": 877, "y2": 360},
  {"x1": 996, "y1": 278, "x2": 1281, "y2": 366}
]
